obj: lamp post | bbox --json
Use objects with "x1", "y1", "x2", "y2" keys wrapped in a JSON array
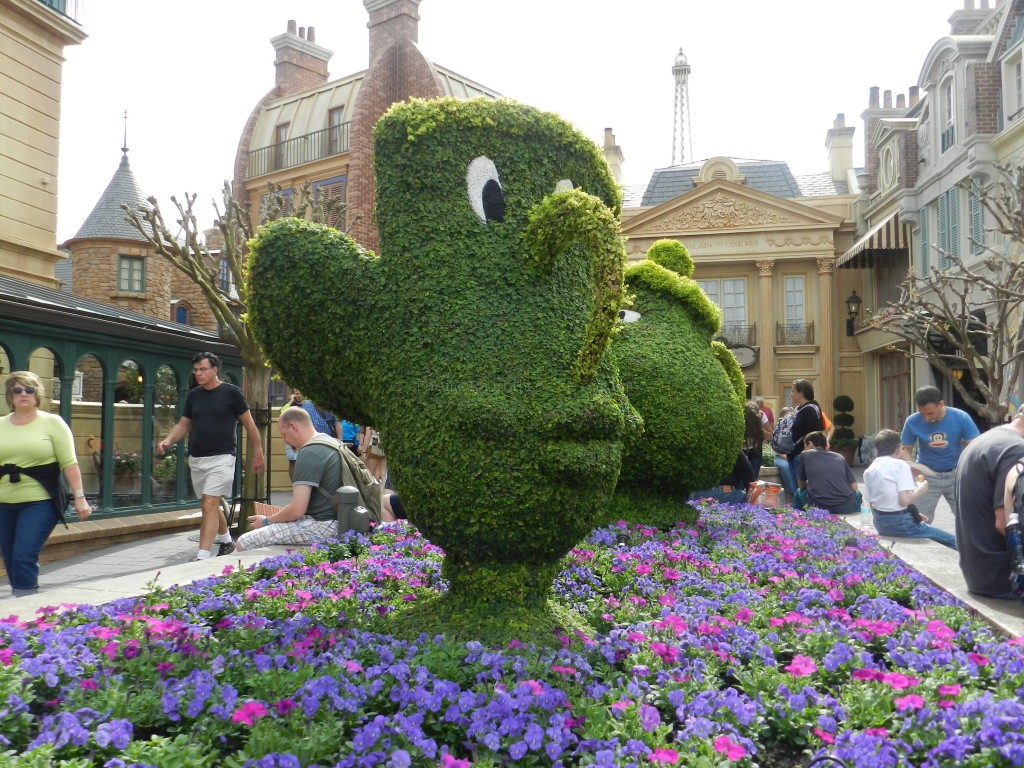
[{"x1": 846, "y1": 291, "x2": 863, "y2": 337}]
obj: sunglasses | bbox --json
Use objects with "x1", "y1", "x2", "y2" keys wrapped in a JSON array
[{"x1": 11, "y1": 386, "x2": 37, "y2": 395}]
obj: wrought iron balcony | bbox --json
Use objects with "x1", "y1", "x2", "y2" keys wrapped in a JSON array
[
  {"x1": 776, "y1": 321, "x2": 815, "y2": 346},
  {"x1": 247, "y1": 123, "x2": 350, "y2": 178},
  {"x1": 717, "y1": 323, "x2": 757, "y2": 346}
]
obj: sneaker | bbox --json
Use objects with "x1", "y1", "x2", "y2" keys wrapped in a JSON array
[{"x1": 216, "y1": 540, "x2": 235, "y2": 557}]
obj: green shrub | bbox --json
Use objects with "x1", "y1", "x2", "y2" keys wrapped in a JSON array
[
  {"x1": 605, "y1": 239, "x2": 744, "y2": 527},
  {"x1": 248, "y1": 97, "x2": 640, "y2": 645},
  {"x1": 832, "y1": 394, "x2": 856, "y2": 449}
]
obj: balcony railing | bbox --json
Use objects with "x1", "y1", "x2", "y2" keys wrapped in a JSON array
[
  {"x1": 940, "y1": 124, "x2": 956, "y2": 154},
  {"x1": 776, "y1": 321, "x2": 815, "y2": 346},
  {"x1": 717, "y1": 323, "x2": 757, "y2": 346},
  {"x1": 37, "y1": 0, "x2": 80, "y2": 22},
  {"x1": 247, "y1": 123, "x2": 350, "y2": 178}
]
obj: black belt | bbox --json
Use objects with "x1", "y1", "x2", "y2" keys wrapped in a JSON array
[{"x1": 872, "y1": 507, "x2": 910, "y2": 515}]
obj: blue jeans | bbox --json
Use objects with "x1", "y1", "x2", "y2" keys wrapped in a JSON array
[
  {"x1": 0, "y1": 500, "x2": 59, "y2": 594},
  {"x1": 871, "y1": 509, "x2": 957, "y2": 550},
  {"x1": 774, "y1": 455, "x2": 795, "y2": 498}
]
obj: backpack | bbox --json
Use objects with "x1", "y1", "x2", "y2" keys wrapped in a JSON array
[
  {"x1": 1008, "y1": 462, "x2": 1024, "y2": 598},
  {"x1": 305, "y1": 433, "x2": 382, "y2": 527},
  {"x1": 770, "y1": 410, "x2": 797, "y2": 454}
]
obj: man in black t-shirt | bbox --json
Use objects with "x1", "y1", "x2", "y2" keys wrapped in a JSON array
[{"x1": 157, "y1": 352, "x2": 264, "y2": 561}]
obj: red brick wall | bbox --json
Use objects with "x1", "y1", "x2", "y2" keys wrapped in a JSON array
[
  {"x1": 966, "y1": 61, "x2": 1001, "y2": 137},
  {"x1": 367, "y1": 0, "x2": 420, "y2": 65},
  {"x1": 347, "y1": 38, "x2": 445, "y2": 253}
]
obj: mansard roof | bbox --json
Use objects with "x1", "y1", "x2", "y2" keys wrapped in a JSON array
[{"x1": 640, "y1": 159, "x2": 848, "y2": 208}]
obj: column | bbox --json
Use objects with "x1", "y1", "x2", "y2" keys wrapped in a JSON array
[
  {"x1": 816, "y1": 257, "x2": 836, "y2": 412},
  {"x1": 756, "y1": 259, "x2": 775, "y2": 394}
]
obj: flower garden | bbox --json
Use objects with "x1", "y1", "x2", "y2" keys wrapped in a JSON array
[{"x1": 3, "y1": 502, "x2": 1024, "y2": 767}]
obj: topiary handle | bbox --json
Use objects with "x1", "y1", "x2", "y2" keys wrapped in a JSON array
[{"x1": 524, "y1": 188, "x2": 625, "y2": 380}]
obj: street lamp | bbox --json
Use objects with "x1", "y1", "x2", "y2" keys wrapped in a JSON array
[{"x1": 846, "y1": 291, "x2": 863, "y2": 337}]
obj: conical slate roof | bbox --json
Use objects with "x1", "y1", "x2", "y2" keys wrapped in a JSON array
[{"x1": 71, "y1": 150, "x2": 149, "y2": 241}]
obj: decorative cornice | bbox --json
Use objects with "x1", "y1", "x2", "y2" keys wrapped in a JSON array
[
  {"x1": 816, "y1": 257, "x2": 836, "y2": 274},
  {"x1": 755, "y1": 260, "x2": 775, "y2": 277},
  {"x1": 766, "y1": 236, "x2": 833, "y2": 249},
  {"x1": 649, "y1": 192, "x2": 800, "y2": 232}
]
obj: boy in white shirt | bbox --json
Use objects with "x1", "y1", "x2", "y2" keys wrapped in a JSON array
[{"x1": 864, "y1": 429, "x2": 956, "y2": 549}]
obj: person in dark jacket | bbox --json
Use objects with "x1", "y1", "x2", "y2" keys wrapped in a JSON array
[
  {"x1": 787, "y1": 379, "x2": 824, "y2": 491},
  {"x1": 690, "y1": 452, "x2": 757, "y2": 504}
]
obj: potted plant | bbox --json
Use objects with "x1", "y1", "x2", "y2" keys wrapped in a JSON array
[{"x1": 831, "y1": 394, "x2": 857, "y2": 465}]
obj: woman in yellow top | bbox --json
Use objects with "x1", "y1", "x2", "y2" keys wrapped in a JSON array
[{"x1": 0, "y1": 371, "x2": 91, "y2": 597}]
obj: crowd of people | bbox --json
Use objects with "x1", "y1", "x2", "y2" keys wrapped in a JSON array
[{"x1": 3, "y1": 362, "x2": 1023, "y2": 605}]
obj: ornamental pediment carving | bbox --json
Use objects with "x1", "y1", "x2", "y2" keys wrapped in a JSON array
[{"x1": 647, "y1": 192, "x2": 800, "y2": 232}]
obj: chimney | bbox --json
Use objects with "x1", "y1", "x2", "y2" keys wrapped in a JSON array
[
  {"x1": 869, "y1": 87, "x2": 880, "y2": 109},
  {"x1": 896, "y1": 93, "x2": 906, "y2": 109},
  {"x1": 602, "y1": 128, "x2": 625, "y2": 183},
  {"x1": 909, "y1": 86, "x2": 920, "y2": 107},
  {"x1": 825, "y1": 113, "x2": 855, "y2": 183},
  {"x1": 365, "y1": 0, "x2": 422, "y2": 66},
  {"x1": 271, "y1": 20, "x2": 333, "y2": 97}
]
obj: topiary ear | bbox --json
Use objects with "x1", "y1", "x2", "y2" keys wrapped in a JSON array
[{"x1": 645, "y1": 239, "x2": 694, "y2": 278}]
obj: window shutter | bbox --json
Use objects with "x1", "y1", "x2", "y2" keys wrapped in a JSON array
[
  {"x1": 970, "y1": 190, "x2": 984, "y2": 255},
  {"x1": 937, "y1": 193, "x2": 949, "y2": 269},
  {"x1": 919, "y1": 206, "x2": 929, "y2": 277},
  {"x1": 948, "y1": 187, "x2": 960, "y2": 264}
]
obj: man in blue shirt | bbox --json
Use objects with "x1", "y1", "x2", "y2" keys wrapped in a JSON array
[{"x1": 901, "y1": 385, "x2": 980, "y2": 524}]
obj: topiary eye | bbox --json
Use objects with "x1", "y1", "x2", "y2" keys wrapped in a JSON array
[
  {"x1": 618, "y1": 309, "x2": 642, "y2": 323},
  {"x1": 554, "y1": 179, "x2": 573, "y2": 193},
  {"x1": 467, "y1": 156, "x2": 505, "y2": 223}
]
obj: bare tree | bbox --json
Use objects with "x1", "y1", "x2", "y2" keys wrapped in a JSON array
[
  {"x1": 123, "y1": 181, "x2": 346, "y2": 526},
  {"x1": 865, "y1": 166, "x2": 1024, "y2": 425}
]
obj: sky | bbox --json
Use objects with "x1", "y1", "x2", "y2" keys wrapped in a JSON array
[{"x1": 56, "y1": 0, "x2": 956, "y2": 243}]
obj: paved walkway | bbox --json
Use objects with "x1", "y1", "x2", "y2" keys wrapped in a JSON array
[{"x1": 3, "y1": 478, "x2": 1024, "y2": 637}]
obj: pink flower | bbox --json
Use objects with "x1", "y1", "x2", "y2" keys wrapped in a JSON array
[
  {"x1": 79, "y1": 679, "x2": 97, "y2": 690},
  {"x1": 894, "y1": 694, "x2": 926, "y2": 711},
  {"x1": 273, "y1": 698, "x2": 297, "y2": 716},
  {"x1": 735, "y1": 607, "x2": 753, "y2": 623},
  {"x1": 852, "y1": 668, "x2": 882, "y2": 681},
  {"x1": 611, "y1": 700, "x2": 632, "y2": 711},
  {"x1": 551, "y1": 665, "x2": 577, "y2": 675},
  {"x1": 635, "y1": 563, "x2": 652, "y2": 575},
  {"x1": 0, "y1": 648, "x2": 13, "y2": 666},
  {"x1": 813, "y1": 727, "x2": 835, "y2": 744},
  {"x1": 440, "y1": 755, "x2": 471, "y2": 768},
  {"x1": 713, "y1": 735, "x2": 747, "y2": 760},
  {"x1": 866, "y1": 727, "x2": 889, "y2": 737},
  {"x1": 784, "y1": 655, "x2": 817, "y2": 676},
  {"x1": 969, "y1": 652, "x2": 989, "y2": 666},
  {"x1": 880, "y1": 672, "x2": 919, "y2": 690},
  {"x1": 648, "y1": 747, "x2": 679, "y2": 763},
  {"x1": 231, "y1": 701, "x2": 269, "y2": 725},
  {"x1": 937, "y1": 683, "x2": 961, "y2": 697}
]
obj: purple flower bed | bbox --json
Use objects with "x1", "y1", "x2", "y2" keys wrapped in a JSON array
[{"x1": 2, "y1": 503, "x2": 1024, "y2": 767}]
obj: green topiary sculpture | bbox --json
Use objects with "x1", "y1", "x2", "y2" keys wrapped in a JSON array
[
  {"x1": 247, "y1": 97, "x2": 640, "y2": 646},
  {"x1": 606, "y1": 239, "x2": 745, "y2": 527}
]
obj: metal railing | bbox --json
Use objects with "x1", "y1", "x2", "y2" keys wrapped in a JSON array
[
  {"x1": 37, "y1": 0, "x2": 80, "y2": 21},
  {"x1": 718, "y1": 323, "x2": 757, "y2": 346},
  {"x1": 776, "y1": 321, "x2": 815, "y2": 345},
  {"x1": 247, "y1": 123, "x2": 350, "y2": 178},
  {"x1": 940, "y1": 125, "x2": 956, "y2": 154}
]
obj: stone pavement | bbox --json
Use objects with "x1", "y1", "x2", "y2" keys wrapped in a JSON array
[{"x1": 2, "y1": 477, "x2": 1024, "y2": 638}]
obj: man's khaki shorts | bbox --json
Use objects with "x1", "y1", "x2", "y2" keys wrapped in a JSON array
[{"x1": 189, "y1": 454, "x2": 235, "y2": 498}]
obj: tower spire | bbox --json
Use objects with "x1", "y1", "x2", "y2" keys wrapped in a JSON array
[
  {"x1": 121, "y1": 109, "x2": 129, "y2": 164},
  {"x1": 671, "y1": 48, "x2": 692, "y2": 166}
]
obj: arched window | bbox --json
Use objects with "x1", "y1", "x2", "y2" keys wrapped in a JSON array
[
  {"x1": 175, "y1": 305, "x2": 189, "y2": 324},
  {"x1": 940, "y1": 76, "x2": 956, "y2": 153}
]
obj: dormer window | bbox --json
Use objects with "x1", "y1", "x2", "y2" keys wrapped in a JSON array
[{"x1": 940, "y1": 76, "x2": 956, "y2": 153}]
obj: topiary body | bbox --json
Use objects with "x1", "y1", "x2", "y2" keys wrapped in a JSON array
[
  {"x1": 606, "y1": 239, "x2": 744, "y2": 527},
  {"x1": 247, "y1": 98, "x2": 640, "y2": 646}
]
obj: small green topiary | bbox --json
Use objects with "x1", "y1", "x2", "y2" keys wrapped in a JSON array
[
  {"x1": 605, "y1": 240, "x2": 745, "y2": 528},
  {"x1": 248, "y1": 97, "x2": 640, "y2": 646},
  {"x1": 832, "y1": 395, "x2": 857, "y2": 450}
]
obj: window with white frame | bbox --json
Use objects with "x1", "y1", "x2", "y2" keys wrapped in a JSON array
[
  {"x1": 940, "y1": 76, "x2": 956, "y2": 153},
  {"x1": 117, "y1": 255, "x2": 145, "y2": 293},
  {"x1": 783, "y1": 276, "x2": 804, "y2": 326},
  {"x1": 697, "y1": 277, "x2": 748, "y2": 344},
  {"x1": 1003, "y1": 14, "x2": 1024, "y2": 124}
]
